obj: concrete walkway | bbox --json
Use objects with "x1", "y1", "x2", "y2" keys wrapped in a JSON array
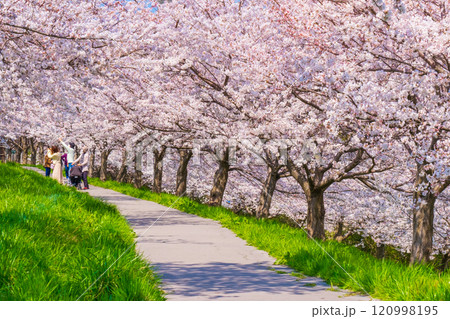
[{"x1": 26, "y1": 167, "x2": 372, "y2": 301}]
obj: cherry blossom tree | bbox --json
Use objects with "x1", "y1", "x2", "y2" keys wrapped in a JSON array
[
  {"x1": 1, "y1": 0, "x2": 448, "y2": 264},
  {"x1": 329, "y1": 0, "x2": 450, "y2": 263}
]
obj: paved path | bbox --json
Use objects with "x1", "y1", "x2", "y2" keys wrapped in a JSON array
[{"x1": 26, "y1": 167, "x2": 372, "y2": 301}]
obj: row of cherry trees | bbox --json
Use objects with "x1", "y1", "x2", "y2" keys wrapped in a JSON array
[{"x1": 1, "y1": 0, "x2": 448, "y2": 265}]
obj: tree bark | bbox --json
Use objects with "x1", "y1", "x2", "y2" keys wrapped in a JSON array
[
  {"x1": 117, "y1": 150, "x2": 128, "y2": 183},
  {"x1": 410, "y1": 192, "x2": 436, "y2": 264},
  {"x1": 29, "y1": 139, "x2": 37, "y2": 165},
  {"x1": 15, "y1": 150, "x2": 21, "y2": 163},
  {"x1": 409, "y1": 162, "x2": 438, "y2": 265},
  {"x1": 99, "y1": 149, "x2": 111, "y2": 181},
  {"x1": 132, "y1": 148, "x2": 143, "y2": 188},
  {"x1": 441, "y1": 253, "x2": 449, "y2": 272},
  {"x1": 0, "y1": 146, "x2": 4, "y2": 163},
  {"x1": 0, "y1": 139, "x2": 6, "y2": 163},
  {"x1": 133, "y1": 169, "x2": 143, "y2": 189},
  {"x1": 209, "y1": 149, "x2": 230, "y2": 207},
  {"x1": 287, "y1": 158, "x2": 328, "y2": 240},
  {"x1": 334, "y1": 221, "x2": 345, "y2": 242},
  {"x1": 37, "y1": 142, "x2": 45, "y2": 165},
  {"x1": 376, "y1": 244, "x2": 386, "y2": 259},
  {"x1": 6, "y1": 149, "x2": 11, "y2": 162},
  {"x1": 153, "y1": 146, "x2": 166, "y2": 193},
  {"x1": 175, "y1": 149, "x2": 192, "y2": 197},
  {"x1": 306, "y1": 189, "x2": 326, "y2": 240},
  {"x1": 19, "y1": 136, "x2": 27, "y2": 164},
  {"x1": 88, "y1": 147, "x2": 97, "y2": 177},
  {"x1": 256, "y1": 165, "x2": 280, "y2": 218}
]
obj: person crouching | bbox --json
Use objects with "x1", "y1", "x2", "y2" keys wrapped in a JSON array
[{"x1": 72, "y1": 146, "x2": 90, "y2": 190}]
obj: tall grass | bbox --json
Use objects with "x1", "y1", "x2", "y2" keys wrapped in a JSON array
[
  {"x1": 88, "y1": 178, "x2": 450, "y2": 301},
  {"x1": 0, "y1": 163, "x2": 165, "y2": 300}
]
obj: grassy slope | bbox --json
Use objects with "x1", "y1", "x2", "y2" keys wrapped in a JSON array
[
  {"x1": 0, "y1": 164, "x2": 165, "y2": 301},
  {"x1": 89, "y1": 178, "x2": 449, "y2": 301}
]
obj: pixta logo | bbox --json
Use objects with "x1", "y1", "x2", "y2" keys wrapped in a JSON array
[{"x1": 126, "y1": 131, "x2": 322, "y2": 169}]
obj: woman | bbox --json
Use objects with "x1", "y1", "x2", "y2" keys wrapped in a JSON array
[
  {"x1": 59, "y1": 138, "x2": 76, "y2": 177},
  {"x1": 73, "y1": 146, "x2": 90, "y2": 190},
  {"x1": 43, "y1": 146, "x2": 52, "y2": 177},
  {"x1": 47, "y1": 145, "x2": 63, "y2": 184}
]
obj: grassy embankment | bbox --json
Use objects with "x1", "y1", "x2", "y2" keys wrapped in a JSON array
[
  {"x1": 0, "y1": 163, "x2": 165, "y2": 300},
  {"x1": 88, "y1": 177, "x2": 449, "y2": 301}
]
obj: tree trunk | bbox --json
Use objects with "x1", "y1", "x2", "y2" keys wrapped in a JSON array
[
  {"x1": 20, "y1": 136, "x2": 28, "y2": 164},
  {"x1": 37, "y1": 142, "x2": 45, "y2": 165},
  {"x1": 306, "y1": 189, "x2": 326, "y2": 240},
  {"x1": 256, "y1": 165, "x2": 280, "y2": 218},
  {"x1": 133, "y1": 169, "x2": 143, "y2": 189},
  {"x1": 410, "y1": 193, "x2": 436, "y2": 264},
  {"x1": 99, "y1": 149, "x2": 111, "y2": 181},
  {"x1": 175, "y1": 149, "x2": 192, "y2": 197},
  {"x1": 376, "y1": 244, "x2": 386, "y2": 259},
  {"x1": 153, "y1": 146, "x2": 166, "y2": 193},
  {"x1": 117, "y1": 150, "x2": 128, "y2": 183},
  {"x1": 88, "y1": 147, "x2": 97, "y2": 177},
  {"x1": 334, "y1": 221, "x2": 345, "y2": 242},
  {"x1": 209, "y1": 152, "x2": 230, "y2": 207},
  {"x1": 15, "y1": 150, "x2": 21, "y2": 163},
  {"x1": 29, "y1": 139, "x2": 37, "y2": 165},
  {"x1": 132, "y1": 148, "x2": 143, "y2": 188},
  {"x1": 6, "y1": 149, "x2": 11, "y2": 162},
  {"x1": 0, "y1": 141, "x2": 5, "y2": 163},
  {"x1": 441, "y1": 253, "x2": 449, "y2": 272}
]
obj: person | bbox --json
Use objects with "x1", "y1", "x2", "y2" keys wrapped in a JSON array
[
  {"x1": 61, "y1": 152, "x2": 69, "y2": 182},
  {"x1": 47, "y1": 145, "x2": 63, "y2": 184},
  {"x1": 43, "y1": 146, "x2": 52, "y2": 177},
  {"x1": 69, "y1": 164, "x2": 83, "y2": 190},
  {"x1": 59, "y1": 138, "x2": 76, "y2": 178},
  {"x1": 73, "y1": 146, "x2": 90, "y2": 190}
]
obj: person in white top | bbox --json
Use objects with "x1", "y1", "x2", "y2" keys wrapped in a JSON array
[{"x1": 59, "y1": 138, "x2": 76, "y2": 182}]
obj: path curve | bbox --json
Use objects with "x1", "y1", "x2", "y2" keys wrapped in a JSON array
[{"x1": 26, "y1": 167, "x2": 371, "y2": 301}]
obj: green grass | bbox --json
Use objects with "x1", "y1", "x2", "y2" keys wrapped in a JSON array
[
  {"x1": 0, "y1": 163, "x2": 165, "y2": 300},
  {"x1": 87, "y1": 177, "x2": 450, "y2": 301}
]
